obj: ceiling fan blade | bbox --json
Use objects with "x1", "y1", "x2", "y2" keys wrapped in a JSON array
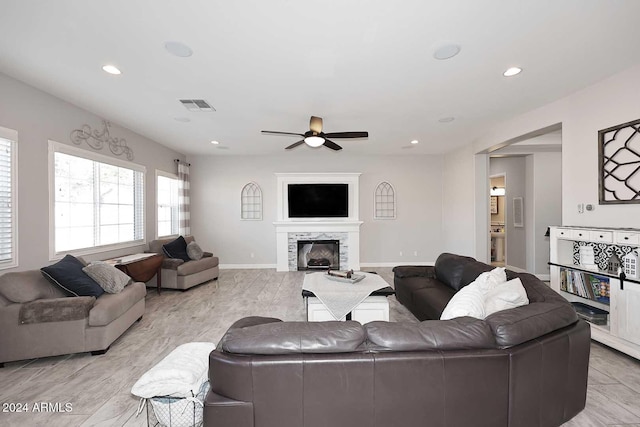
[
  {"x1": 261, "y1": 130, "x2": 305, "y2": 137},
  {"x1": 309, "y1": 116, "x2": 323, "y2": 133},
  {"x1": 323, "y1": 139, "x2": 342, "y2": 151},
  {"x1": 285, "y1": 140, "x2": 305, "y2": 150},
  {"x1": 323, "y1": 131, "x2": 368, "y2": 139}
]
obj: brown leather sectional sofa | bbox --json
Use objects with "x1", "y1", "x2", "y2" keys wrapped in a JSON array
[{"x1": 204, "y1": 253, "x2": 590, "y2": 427}]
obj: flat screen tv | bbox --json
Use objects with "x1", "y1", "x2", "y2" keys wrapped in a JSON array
[{"x1": 288, "y1": 183, "x2": 348, "y2": 218}]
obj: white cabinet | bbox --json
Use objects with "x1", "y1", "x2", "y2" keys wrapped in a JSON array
[
  {"x1": 616, "y1": 281, "x2": 640, "y2": 345},
  {"x1": 550, "y1": 226, "x2": 640, "y2": 359}
]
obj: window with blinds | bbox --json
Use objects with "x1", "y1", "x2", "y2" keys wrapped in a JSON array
[
  {"x1": 51, "y1": 142, "x2": 145, "y2": 255},
  {"x1": 157, "y1": 173, "x2": 180, "y2": 237},
  {"x1": 0, "y1": 135, "x2": 16, "y2": 268}
]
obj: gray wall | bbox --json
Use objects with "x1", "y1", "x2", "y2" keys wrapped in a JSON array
[
  {"x1": 188, "y1": 153, "x2": 444, "y2": 266},
  {"x1": 0, "y1": 72, "x2": 186, "y2": 271},
  {"x1": 530, "y1": 151, "x2": 562, "y2": 275},
  {"x1": 490, "y1": 157, "x2": 527, "y2": 270}
]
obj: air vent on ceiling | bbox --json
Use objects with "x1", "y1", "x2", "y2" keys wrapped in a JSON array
[{"x1": 179, "y1": 99, "x2": 216, "y2": 112}]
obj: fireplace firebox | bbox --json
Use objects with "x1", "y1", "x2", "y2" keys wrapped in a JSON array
[{"x1": 297, "y1": 240, "x2": 340, "y2": 270}]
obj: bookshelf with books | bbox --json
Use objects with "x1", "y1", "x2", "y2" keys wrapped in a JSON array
[
  {"x1": 550, "y1": 226, "x2": 640, "y2": 360},
  {"x1": 559, "y1": 268, "x2": 610, "y2": 306}
]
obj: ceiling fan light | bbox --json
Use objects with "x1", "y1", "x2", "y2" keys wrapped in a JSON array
[{"x1": 304, "y1": 136, "x2": 325, "y2": 147}]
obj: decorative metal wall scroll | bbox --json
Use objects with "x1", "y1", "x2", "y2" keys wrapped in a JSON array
[
  {"x1": 70, "y1": 120, "x2": 134, "y2": 160},
  {"x1": 599, "y1": 118, "x2": 640, "y2": 204}
]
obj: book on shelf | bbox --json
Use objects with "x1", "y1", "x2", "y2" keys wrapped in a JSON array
[{"x1": 559, "y1": 267, "x2": 610, "y2": 305}]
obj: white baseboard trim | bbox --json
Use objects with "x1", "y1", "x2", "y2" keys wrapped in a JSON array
[
  {"x1": 219, "y1": 263, "x2": 277, "y2": 270},
  {"x1": 360, "y1": 261, "x2": 435, "y2": 268},
  {"x1": 506, "y1": 265, "x2": 527, "y2": 273}
]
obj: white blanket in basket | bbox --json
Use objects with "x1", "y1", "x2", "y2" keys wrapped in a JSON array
[{"x1": 132, "y1": 342, "x2": 216, "y2": 399}]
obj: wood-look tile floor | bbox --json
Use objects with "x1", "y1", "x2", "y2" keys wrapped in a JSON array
[{"x1": 1, "y1": 268, "x2": 639, "y2": 427}]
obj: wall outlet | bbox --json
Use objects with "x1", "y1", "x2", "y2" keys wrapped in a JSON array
[
  {"x1": 250, "y1": 252, "x2": 255, "y2": 258},
  {"x1": 577, "y1": 203, "x2": 584, "y2": 213},
  {"x1": 413, "y1": 251, "x2": 418, "y2": 256},
  {"x1": 399, "y1": 251, "x2": 403, "y2": 257}
]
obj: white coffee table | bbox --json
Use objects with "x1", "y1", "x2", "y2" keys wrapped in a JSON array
[{"x1": 301, "y1": 272, "x2": 394, "y2": 323}]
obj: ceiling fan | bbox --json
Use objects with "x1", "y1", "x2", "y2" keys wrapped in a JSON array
[{"x1": 261, "y1": 116, "x2": 368, "y2": 151}]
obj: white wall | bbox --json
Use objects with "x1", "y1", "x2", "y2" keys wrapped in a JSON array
[
  {"x1": 188, "y1": 153, "x2": 444, "y2": 267},
  {"x1": 530, "y1": 151, "x2": 562, "y2": 275},
  {"x1": 473, "y1": 64, "x2": 640, "y2": 229},
  {"x1": 0, "y1": 72, "x2": 186, "y2": 271},
  {"x1": 442, "y1": 63, "x2": 640, "y2": 264},
  {"x1": 490, "y1": 157, "x2": 527, "y2": 269},
  {"x1": 442, "y1": 144, "x2": 476, "y2": 257}
]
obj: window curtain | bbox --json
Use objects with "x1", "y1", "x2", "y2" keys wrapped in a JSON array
[{"x1": 177, "y1": 160, "x2": 191, "y2": 235}]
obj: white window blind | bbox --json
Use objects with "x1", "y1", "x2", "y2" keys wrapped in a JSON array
[
  {"x1": 157, "y1": 173, "x2": 180, "y2": 237},
  {"x1": 0, "y1": 137, "x2": 16, "y2": 266},
  {"x1": 52, "y1": 144, "x2": 145, "y2": 254}
]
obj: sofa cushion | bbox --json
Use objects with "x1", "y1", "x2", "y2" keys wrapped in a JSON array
[
  {"x1": 392, "y1": 266, "x2": 435, "y2": 279},
  {"x1": 412, "y1": 284, "x2": 457, "y2": 320},
  {"x1": 40, "y1": 255, "x2": 104, "y2": 298},
  {"x1": 176, "y1": 256, "x2": 219, "y2": 276},
  {"x1": 83, "y1": 262, "x2": 132, "y2": 293},
  {"x1": 220, "y1": 320, "x2": 366, "y2": 354},
  {"x1": 89, "y1": 281, "x2": 147, "y2": 326},
  {"x1": 149, "y1": 235, "x2": 195, "y2": 254},
  {"x1": 187, "y1": 241, "x2": 204, "y2": 260},
  {"x1": 365, "y1": 317, "x2": 496, "y2": 351},
  {"x1": 433, "y1": 253, "x2": 477, "y2": 291},
  {"x1": 0, "y1": 270, "x2": 66, "y2": 303},
  {"x1": 162, "y1": 236, "x2": 191, "y2": 262}
]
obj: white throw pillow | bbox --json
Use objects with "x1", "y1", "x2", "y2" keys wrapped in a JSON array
[
  {"x1": 82, "y1": 262, "x2": 132, "y2": 294},
  {"x1": 474, "y1": 267, "x2": 507, "y2": 292},
  {"x1": 440, "y1": 281, "x2": 486, "y2": 320},
  {"x1": 484, "y1": 277, "x2": 529, "y2": 317}
]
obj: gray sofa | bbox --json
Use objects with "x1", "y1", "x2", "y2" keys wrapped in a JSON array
[
  {"x1": 0, "y1": 269, "x2": 146, "y2": 367},
  {"x1": 148, "y1": 236, "x2": 219, "y2": 291}
]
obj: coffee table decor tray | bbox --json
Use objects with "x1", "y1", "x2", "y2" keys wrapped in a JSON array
[{"x1": 325, "y1": 272, "x2": 366, "y2": 284}]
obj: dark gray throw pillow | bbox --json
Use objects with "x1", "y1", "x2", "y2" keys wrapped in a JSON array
[
  {"x1": 40, "y1": 254, "x2": 104, "y2": 298},
  {"x1": 162, "y1": 236, "x2": 191, "y2": 262}
]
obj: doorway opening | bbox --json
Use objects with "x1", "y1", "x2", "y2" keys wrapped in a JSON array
[{"x1": 489, "y1": 174, "x2": 506, "y2": 267}]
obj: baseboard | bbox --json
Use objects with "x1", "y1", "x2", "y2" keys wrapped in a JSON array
[
  {"x1": 506, "y1": 264, "x2": 527, "y2": 273},
  {"x1": 219, "y1": 263, "x2": 277, "y2": 270},
  {"x1": 360, "y1": 261, "x2": 435, "y2": 268}
]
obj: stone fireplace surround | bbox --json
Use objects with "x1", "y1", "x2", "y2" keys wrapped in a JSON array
[{"x1": 275, "y1": 173, "x2": 362, "y2": 272}]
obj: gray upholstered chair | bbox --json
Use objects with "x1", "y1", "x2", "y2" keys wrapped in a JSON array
[{"x1": 148, "y1": 236, "x2": 219, "y2": 291}]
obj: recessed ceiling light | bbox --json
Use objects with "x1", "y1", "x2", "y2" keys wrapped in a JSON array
[
  {"x1": 174, "y1": 117, "x2": 191, "y2": 123},
  {"x1": 410, "y1": 140, "x2": 419, "y2": 144},
  {"x1": 211, "y1": 140, "x2": 220, "y2": 145},
  {"x1": 438, "y1": 117, "x2": 455, "y2": 123},
  {"x1": 165, "y1": 41, "x2": 193, "y2": 58},
  {"x1": 102, "y1": 65, "x2": 121, "y2": 75},
  {"x1": 503, "y1": 67, "x2": 522, "y2": 77},
  {"x1": 433, "y1": 44, "x2": 461, "y2": 60}
]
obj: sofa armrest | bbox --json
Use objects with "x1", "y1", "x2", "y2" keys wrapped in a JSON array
[
  {"x1": 202, "y1": 251, "x2": 213, "y2": 258},
  {"x1": 484, "y1": 302, "x2": 579, "y2": 348},
  {"x1": 392, "y1": 265, "x2": 435, "y2": 279},
  {"x1": 162, "y1": 258, "x2": 185, "y2": 269},
  {"x1": 19, "y1": 296, "x2": 95, "y2": 324}
]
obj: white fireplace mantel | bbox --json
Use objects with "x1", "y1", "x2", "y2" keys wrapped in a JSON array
[{"x1": 274, "y1": 173, "x2": 362, "y2": 272}]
